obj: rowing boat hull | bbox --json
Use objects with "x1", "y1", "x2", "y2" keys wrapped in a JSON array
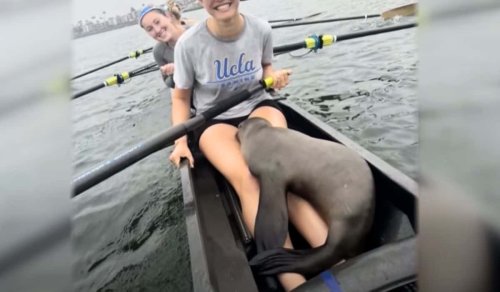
[{"x1": 180, "y1": 100, "x2": 417, "y2": 292}]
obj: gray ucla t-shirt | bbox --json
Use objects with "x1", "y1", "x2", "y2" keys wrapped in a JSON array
[{"x1": 173, "y1": 14, "x2": 273, "y2": 119}]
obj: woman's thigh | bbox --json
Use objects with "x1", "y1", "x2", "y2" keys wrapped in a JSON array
[
  {"x1": 199, "y1": 123, "x2": 247, "y2": 181},
  {"x1": 199, "y1": 123, "x2": 260, "y2": 231},
  {"x1": 249, "y1": 106, "x2": 287, "y2": 128}
]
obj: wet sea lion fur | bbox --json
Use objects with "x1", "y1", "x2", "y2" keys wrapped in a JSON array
[{"x1": 237, "y1": 117, "x2": 375, "y2": 277}]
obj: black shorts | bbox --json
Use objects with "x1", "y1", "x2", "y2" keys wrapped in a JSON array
[{"x1": 189, "y1": 99, "x2": 283, "y2": 148}]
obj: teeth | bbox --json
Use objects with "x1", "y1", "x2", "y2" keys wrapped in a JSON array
[{"x1": 215, "y1": 3, "x2": 230, "y2": 11}]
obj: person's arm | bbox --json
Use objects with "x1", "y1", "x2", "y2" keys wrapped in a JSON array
[
  {"x1": 171, "y1": 87, "x2": 191, "y2": 140},
  {"x1": 170, "y1": 36, "x2": 195, "y2": 167},
  {"x1": 261, "y1": 22, "x2": 291, "y2": 89},
  {"x1": 169, "y1": 87, "x2": 194, "y2": 167}
]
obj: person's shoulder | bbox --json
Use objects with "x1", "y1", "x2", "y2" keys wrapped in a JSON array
[
  {"x1": 152, "y1": 42, "x2": 169, "y2": 62},
  {"x1": 243, "y1": 13, "x2": 271, "y2": 32},
  {"x1": 153, "y1": 42, "x2": 167, "y2": 54}
]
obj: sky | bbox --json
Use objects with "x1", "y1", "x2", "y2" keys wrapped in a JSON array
[{"x1": 72, "y1": 0, "x2": 168, "y2": 23}]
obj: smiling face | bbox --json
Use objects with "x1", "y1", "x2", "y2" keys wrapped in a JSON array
[
  {"x1": 141, "y1": 11, "x2": 178, "y2": 43},
  {"x1": 198, "y1": 0, "x2": 240, "y2": 22}
]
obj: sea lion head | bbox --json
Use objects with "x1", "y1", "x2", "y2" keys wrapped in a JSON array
[{"x1": 236, "y1": 117, "x2": 271, "y2": 144}]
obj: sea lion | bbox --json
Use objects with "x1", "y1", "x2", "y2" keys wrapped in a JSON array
[{"x1": 236, "y1": 117, "x2": 375, "y2": 277}]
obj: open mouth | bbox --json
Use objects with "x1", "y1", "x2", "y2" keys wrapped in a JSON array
[{"x1": 213, "y1": 2, "x2": 232, "y2": 12}]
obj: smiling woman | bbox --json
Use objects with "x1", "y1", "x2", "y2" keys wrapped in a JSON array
[
  {"x1": 169, "y1": 0, "x2": 328, "y2": 290},
  {"x1": 139, "y1": 6, "x2": 191, "y2": 88}
]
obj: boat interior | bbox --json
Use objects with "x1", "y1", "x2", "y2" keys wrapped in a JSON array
[{"x1": 180, "y1": 101, "x2": 417, "y2": 292}]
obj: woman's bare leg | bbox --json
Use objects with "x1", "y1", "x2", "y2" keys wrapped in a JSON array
[{"x1": 199, "y1": 123, "x2": 304, "y2": 291}]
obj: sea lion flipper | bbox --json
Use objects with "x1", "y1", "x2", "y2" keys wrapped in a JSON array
[{"x1": 254, "y1": 177, "x2": 288, "y2": 253}]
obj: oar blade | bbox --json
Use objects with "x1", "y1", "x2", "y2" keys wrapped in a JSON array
[{"x1": 381, "y1": 3, "x2": 417, "y2": 20}]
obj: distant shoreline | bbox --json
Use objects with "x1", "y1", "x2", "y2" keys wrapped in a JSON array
[
  {"x1": 73, "y1": 22, "x2": 135, "y2": 40},
  {"x1": 73, "y1": 4, "x2": 204, "y2": 40}
]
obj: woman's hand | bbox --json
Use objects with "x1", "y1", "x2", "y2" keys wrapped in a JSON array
[
  {"x1": 169, "y1": 139, "x2": 194, "y2": 168},
  {"x1": 161, "y1": 63, "x2": 175, "y2": 76},
  {"x1": 270, "y1": 69, "x2": 292, "y2": 90}
]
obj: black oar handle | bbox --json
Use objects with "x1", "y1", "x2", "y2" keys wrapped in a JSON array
[
  {"x1": 202, "y1": 88, "x2": 258, "y2": 118},
  {"x1": 72, "y1": 84, "x2": 265, "y2": 197},
  {"x1": 72, "y1": 116, "x2": 204, "y2": 196}
]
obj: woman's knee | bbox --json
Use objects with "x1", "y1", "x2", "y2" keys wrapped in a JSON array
[
  {"x1": 198, "y1": 125, "x2": 259, "y2": 194},
  {"x1": 250, "y1": 106, "x2": 287, "y2": 128}
]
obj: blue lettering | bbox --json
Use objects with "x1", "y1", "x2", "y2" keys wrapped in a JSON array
[
  {"x1": 213, "y1": 53, "x2": 257, "y2": 81},
  {"x1": 238, "y1": 53, "x2": 245, "y2": 74},
  {"x1": 214, "y1": 60, "x2": 224, "y2": 80},
  {"x1": 230, "y1": 64, "x2": 238, "y2": 76},
  {"x1": 245, "y1": 60, "x2": 255, "y2": 72},
  {"x1": 223, "y1": 58, "x2": 230, "y2": 78}
]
